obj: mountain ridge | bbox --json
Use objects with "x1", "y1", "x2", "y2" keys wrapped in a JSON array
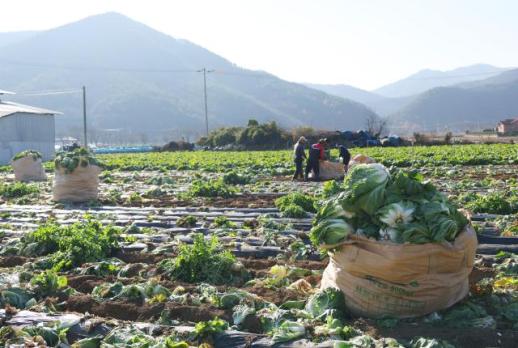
[
  {"x1": 0, "y1": 12, "x2": 378, "y2": 142},
  {"x1": 373, "y1": 64, "x2": 509, "y2": 98},
  {"x1": 390, "y1": 68, "x2": 518, "y2": 131}
]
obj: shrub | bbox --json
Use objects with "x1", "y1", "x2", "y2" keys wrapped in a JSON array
[
  {"x1": 158, "y1": 234, "x2": 239, "y2": 285},
  {"x1": 0, "y1": 182, "x2": 39, "y2": 199},
  {"x1": 275, "y1": 192, "x2": 317, "y2": 213},
  {"x1": 322, "y1": 180, "x2": 343, "y2": 198},
  {"x1": 19, "y1": 218, "x2": 120, "y2": 271},
  {"x1": 188, "y1": 179, "x2": 237, "y2": 198},
  {"x1": 199, "y1": 120, "x2": 289, "y2": 149},
  {"x1": 222, "y1": 171, "x2": 251, "y2": 185},
  {"x1": 466, "y1": 192, "x2": 516, "y2": 215},
  {"x1": 212, "y1": 216, "x2": 237, "y2": 228},
  {"x1": 30, "y1": 270, "x2": 68, "y2": 298},
  {"x1": 177, "y1": 215, "x2": 197, "y2": 228},
  {"x1": 281, "y1": 204, "x2": 307, "y2": 218}
]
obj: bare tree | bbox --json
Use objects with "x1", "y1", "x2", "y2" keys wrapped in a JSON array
[{"x1": 365, "y1": 114, "x2": 389, "y2": 138}]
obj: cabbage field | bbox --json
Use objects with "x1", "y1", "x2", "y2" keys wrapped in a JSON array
[{"x1": 0, "y1": 144, "x2": 517, "y2": 347}]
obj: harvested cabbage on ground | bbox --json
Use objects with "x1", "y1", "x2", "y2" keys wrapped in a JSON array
[{"x1": 310, "y1": 163, "x2": 469, "y2": 247}]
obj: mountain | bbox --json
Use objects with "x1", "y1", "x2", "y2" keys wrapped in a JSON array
[
  {"x1": 0, "y1": 31, "x2": 38, "y2": 48},
  {"x1": 374, "y1": 64, "x2": 509, "y2": 98},
  {"x1": 0, "y1": 13, "x2": 377, "y2": 143},
  {"x1": 305, "y1": 83, "x2": 385, "y2": 105},
  {"x1": 391, "y1": 68, "x2": 518, "y2": 131},
  {"x1": 306, "y1": 83, "x2": 414, "y2": 117}
]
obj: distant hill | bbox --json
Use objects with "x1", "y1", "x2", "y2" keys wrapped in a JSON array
[
  {"x1": 374, "y1": 64, "x2": 509, "y2": 98},
  {"x1": 0, "y1": 13, "x2": 377, "y2": 143},
  {"x1": 305, "y1": 83, "x2": 385, "y2": 105},
  {"x1": 0, "y1": 31, "x2": 38, "y2": 48},
  {"x1": 306, "y1": 83, "x2": 414, "y2": 117},
  {"x1": 391, "y1": 68, "x2": 518, "y2": 131}
]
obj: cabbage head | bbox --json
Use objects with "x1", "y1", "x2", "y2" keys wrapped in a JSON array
[
  {"x1": 378, "y1": 202, "x2": 414, "y2": 227},
  {"x1": 343, "y1": 164, "x2": 390, "y2": 215},
  {"x1": 305, "y1": 287, "x2": 346, "y2": 319},
  {"x1": 271, "y1": 320, "x2": 306, "y2": 343},
  {"x1": 310, "y1": 219, "x2": 353, "y2": 247}
]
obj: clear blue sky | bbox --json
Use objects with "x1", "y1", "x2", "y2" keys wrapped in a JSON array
[{"x1": 0, "y1": 0, "x2": 517, "y2": 90}]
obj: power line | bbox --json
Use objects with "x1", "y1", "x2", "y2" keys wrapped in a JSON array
[
  {"x1": 14, "y1": 89, "x2": 82, "y2": 96},
  {"x1": 7, "y1": 87, "x2": 88, "y2": 147},
  {"x1": 0, "y1": 58, "x2": 276, "y2": 78},
  {"x1": 0, "y1": 56, "x2": 510, "y2": 81},
  {"x1": 212, "y1": 70, "x2": 272, "y2": 78},
  {"x1": 197, "y1": 68, "x2": 214, "y2": 136},
  {"x1": 0, "y1": 57, "x2": 198, "y2": 73}
]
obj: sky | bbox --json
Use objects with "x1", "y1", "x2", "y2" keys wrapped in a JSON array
[{"x1": 0, "y1": 0, "x2": 517, "y2": 90}]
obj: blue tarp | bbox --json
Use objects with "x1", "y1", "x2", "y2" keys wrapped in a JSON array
[{"x1": 93, "y1": 146, "x2": 154, "y2": 154}]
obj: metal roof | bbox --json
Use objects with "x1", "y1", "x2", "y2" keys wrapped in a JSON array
[
  {"x1": 0, "y1": 101, "x2": 62, "y2": 119},
  {"x1": 499, "y1": 117, "x2": 518, "y2": 125}
]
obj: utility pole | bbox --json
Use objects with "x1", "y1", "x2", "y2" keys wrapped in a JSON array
[
  {"x1": 197, "y1": 68, "x2": 214, "y2": 136},
  {"x1": 82, "y1": 86, "x2": 88, "y2": 148}
]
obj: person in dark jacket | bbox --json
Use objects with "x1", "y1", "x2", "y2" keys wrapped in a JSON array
[
  {"x1": 305, "y1": 138, "x2": 327, "y2": 181},
  {"x1": 337, "y1": 144, "x2": 351, "y2": 172},
  {"x1": 292, "y1": 136, "x2": 307, "y2": 180}
]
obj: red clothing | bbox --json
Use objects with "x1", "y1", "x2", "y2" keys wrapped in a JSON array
[{"x1": 313, "y1": 143, "x2": 325, "y2": 160}]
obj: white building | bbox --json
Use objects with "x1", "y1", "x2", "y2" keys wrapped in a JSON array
[{"x1": 0, "y1": 91, "x2": 61, "y2": 165}]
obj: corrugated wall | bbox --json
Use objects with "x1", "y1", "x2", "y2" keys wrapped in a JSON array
[{"x1": 0, "y1": 113, "x2": 55, "y2": 165}]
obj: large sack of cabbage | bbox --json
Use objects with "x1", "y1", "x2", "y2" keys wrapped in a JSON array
[
  {"x1": 310, "y1": 160, "x2": 345, "y2": 180},
  {"x1": 311, "y1": 163, "x2": 477, "y2": 318},
  {"x1": 349, "y1": 154, "x2": 375, "y2": 168},
  {"x1": 52, "y1": 148, "x2": 102, "y2": 202},
  {"x1": 11, "y1": 150, "x2": 46, "y2": 182}
]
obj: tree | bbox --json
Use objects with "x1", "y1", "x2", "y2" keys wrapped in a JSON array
[
  {"x1": 365, "y1": 114, "x2": 389, "y2": 138},
  {"x1": 247, "y1": 119, "x2": 259, "y2": 127}
]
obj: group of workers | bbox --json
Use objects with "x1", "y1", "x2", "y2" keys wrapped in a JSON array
[{"x1": 292, "y1": 136, "x2": 351, "y2": 181}]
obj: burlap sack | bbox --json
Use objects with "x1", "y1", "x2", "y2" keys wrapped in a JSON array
[
  {"x1": 321, "y1": 226, "x2": 478, "y2": 318},
  {"x1": 12, "y1": 157, "x2": 47, "y2": 182},
  {"x1": 310, "y1": 161, "x2": 345, "y2": 180},
  {"x1": 52, "y1": 165, "x2": 101, "y2": 202}
]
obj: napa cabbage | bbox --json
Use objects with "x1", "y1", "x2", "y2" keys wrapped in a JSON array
[
  {"x1": 310, "y1": 219, "x2": 354, "y2": 247},
  {"x1": 305, "y1": 287, "x2": 346, "y2": 319},
  {"x1": 271, "y1": 320, "x2": 306, "y2": 343}
]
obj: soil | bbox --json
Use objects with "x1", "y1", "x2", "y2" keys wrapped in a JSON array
[
  {"x1": 240, "y1": 258, "x2": 277, "y2": 270},
  {"x1": 66, "y1": 287, "x2": 230, "y2": 325},
  {"x1": 113, "y1": 250, "x2": 165, "y2": 264},
  {"x1": 468, "y1": 266, "x2": 496, "y2": 293},
  {"x1": 67, "y1": 275, "x2": 106, "y2": 294},
  {"x1": 240, "y1": 314, "x2": 263, "y2": 334},
  {"x1": 66, "y1": 295, "x2": 164, "y2": 321},
  {"x1": 0, "y1": 256, "x2": 29, "y2": 267},
  {"x1": 119, "y1": 193, "x2": 280, "y2": 209},
  {"x1": 204, "y1": 194, "x2": 280, "y2": 209},
  {"x1": 239, "y1": 258, "x2": 327, "y2": 272},
  {"x1": 164, "y1": 304, "x2": 231, "y2": 322},
  {"x1": 125, "y1": 263, "x2": 149, "y2": 277},
  {"x1": 246, "y1": 284, "x2": 301, "y2": 305}
]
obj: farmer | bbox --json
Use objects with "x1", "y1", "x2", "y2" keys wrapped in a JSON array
[
  {"x1": 337, "y1": 144, "x2": 351, "y2": 172},
  {"x1": 305, "y1": 138, "x2": 327, "y2": 181},
  {"x1": 292, "y1": 136, "x2": 307, "y2": 180}
]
